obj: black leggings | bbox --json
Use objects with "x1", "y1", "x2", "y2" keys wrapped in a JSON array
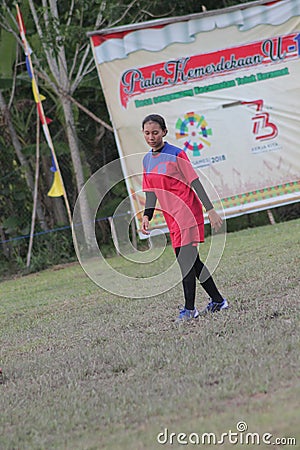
[{"x1": 175, "y1": 244, "x2": 223, "y2": 310}]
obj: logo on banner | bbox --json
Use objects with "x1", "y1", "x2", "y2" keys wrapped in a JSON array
[
  {"x1": 241, "y1": 99, "x2": 281, "y2": 155},
  {"x1": 175, "y1": 112, "x2": 212, "y2": 156},
  {"x1": 243, "y1": 99, "x2": 278, "y2": 141}
]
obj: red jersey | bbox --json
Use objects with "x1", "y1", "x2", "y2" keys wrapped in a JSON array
[{"x1": 142, "y1": 142, "x2": 204, "y2": 247}]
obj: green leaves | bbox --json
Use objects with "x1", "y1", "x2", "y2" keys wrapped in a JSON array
[{"x1": 0, "y1": 29, "x2": 15, "y2": 83}]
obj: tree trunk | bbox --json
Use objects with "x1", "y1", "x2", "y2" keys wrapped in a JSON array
[
  {"x1": 60, "y1": 96, "x2": 96, "y2": 250},
  {"x1": 0, "y1": 91, "x2": 48, "y2": 231},
  {"x1": 0, "y1": 225, "x2": 11, "y2": 260}
]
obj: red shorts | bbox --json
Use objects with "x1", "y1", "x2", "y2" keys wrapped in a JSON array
[{"x1": 169, "y1": 224, "x2": 204, "y2": 249}]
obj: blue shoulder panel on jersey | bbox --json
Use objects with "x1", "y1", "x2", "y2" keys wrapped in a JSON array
[
  {"x1": 143, "y1": 142, "x2": 181, "y2": 174},
  {"x1": 163, "y1": 142, "x2": 181, "y2": 156}
]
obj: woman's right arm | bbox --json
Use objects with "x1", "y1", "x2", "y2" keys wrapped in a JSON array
[{"x1": 142, "y1": 191, "x2": 157, "y2": 234}]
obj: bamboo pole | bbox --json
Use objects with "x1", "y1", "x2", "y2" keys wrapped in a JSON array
[
  {"x1": 16, "y1": 3, "x2": 73, "y2": 231},
  {"x1": 26, "y1": 110, "x2": 40, "y2": 268}
]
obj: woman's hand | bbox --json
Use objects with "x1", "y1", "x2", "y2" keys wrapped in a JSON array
[
  {"x1": 207, "y1": 209, "x2": 223, "y2": 232},
  {"x1": 142, "y1": 215, "x2": 150, "y2": 235}
]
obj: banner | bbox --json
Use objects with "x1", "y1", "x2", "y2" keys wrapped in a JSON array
[{"x1": 89, "y1": 0, "x2": 300, "y2": 234}]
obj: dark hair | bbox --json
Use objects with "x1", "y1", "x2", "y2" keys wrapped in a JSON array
[{"x1": 142, "y1": 114, "x2": 167, "y2": 131}]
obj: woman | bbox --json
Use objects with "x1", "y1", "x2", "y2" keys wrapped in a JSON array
[{"x1": 141, "y1": 114, "x2": 228, "y2": 322}]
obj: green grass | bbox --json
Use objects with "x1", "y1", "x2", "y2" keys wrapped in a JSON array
[{"x1": 0, "y1": 219, "x2": 299, "y2": 449}]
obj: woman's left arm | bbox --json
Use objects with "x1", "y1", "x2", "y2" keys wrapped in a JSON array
[{"x1": 191, "y1": 178, "x2": 223, "y2": 232}]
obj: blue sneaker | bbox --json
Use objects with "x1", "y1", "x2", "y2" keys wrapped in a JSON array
[
  {"x1": 175, "y1": 306, "x2": 199, "y2": 323},
  {"x1": 200, "y1": 298, "x2": 229, "y2": 315}
]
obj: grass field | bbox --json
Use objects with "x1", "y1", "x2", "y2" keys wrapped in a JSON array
[{"x1": 0, "y1": 219, "x2": 299, "y2": 449}]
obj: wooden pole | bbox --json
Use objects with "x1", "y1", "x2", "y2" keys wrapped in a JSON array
[
  {"x1": 26, "y1": 110, "x2": 40, "y2": 268},
  {"x1": 108, "y1": 217, "x2": 120, "y2": 256},
  {"x1": 16, "y1": 3, "x2": 73, "y2": 231},
  {"x1": 130, "y1": 212, "x2": 137, "y2": 251},
  {"x1": 267, "y1": 209, "x2": 276, "y2": 225}
]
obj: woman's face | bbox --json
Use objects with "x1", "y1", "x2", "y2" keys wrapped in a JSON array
[{"x1": 143, "y1": 121, "x2": 166, "y2": 151}]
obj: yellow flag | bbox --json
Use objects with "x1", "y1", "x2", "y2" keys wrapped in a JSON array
[
  {"x1": 32, "y1": 79, "x2": 46, "y2": 103},
  {"x1": 48, "y1": 171, "x2": 64, "y2": 197}
]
